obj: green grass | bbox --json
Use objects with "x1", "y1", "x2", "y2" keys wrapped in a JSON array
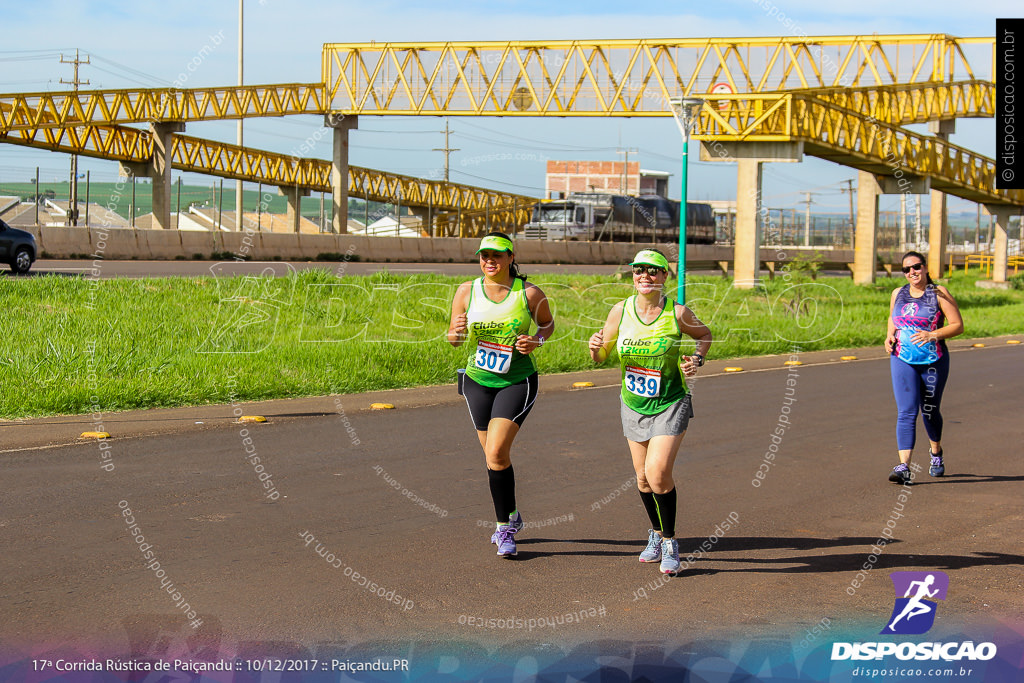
[{"x1": 1, "y1": 270, "x2": 1021, "y2": 418}]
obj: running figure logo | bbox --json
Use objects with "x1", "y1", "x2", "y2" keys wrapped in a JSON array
[
  {"x1": 901, "y1": 302, "x2": 919, "y2": 317},
  {"x1": 880, "y1": 571, "x2": 949, "y2": 635}
]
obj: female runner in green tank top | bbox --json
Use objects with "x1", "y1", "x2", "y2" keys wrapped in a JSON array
[
  {"x1": 588, "y1": 249, "x2": 712, "y2": 576},
  {"x1": 447, "y1": 232, "x2": 555, "y2": 558}
]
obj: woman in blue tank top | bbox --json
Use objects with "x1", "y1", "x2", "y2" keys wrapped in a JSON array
[{"x1": 883, "y1": 251, "x2": 963, "y2": 485}]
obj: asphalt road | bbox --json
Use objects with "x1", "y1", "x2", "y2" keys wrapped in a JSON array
[{"x1": 1, "y1": 340, "x2": 1022, "y2": 677}]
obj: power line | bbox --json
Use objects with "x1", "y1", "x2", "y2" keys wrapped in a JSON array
[
  {"x1": 350, "y1": 128, "x2": 439, "y2": 135},
  {"x1": 0, "y1": 50, "x2": 70, "y2": 61},
  {"x1": 86, "y1": 63, "x2": 162, "y2": 89},
  {"x1": 450, "y1": 169, "x2": 544, "y2": 193},
  {"x1": 88, "y1": 53, "x2": 169, "y2": 86},
  {"x1": 452, "y1": 127, "x2": 617, "y2": 153}
]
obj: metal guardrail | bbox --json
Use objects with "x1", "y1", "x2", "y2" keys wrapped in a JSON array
[{"x1": 953, "y1": 254, "x2": 1024, "y2": 277}]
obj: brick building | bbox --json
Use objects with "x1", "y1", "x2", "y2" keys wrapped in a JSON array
[{"x1": 545, "y1": 160, "x2": 670, "y2": 198}]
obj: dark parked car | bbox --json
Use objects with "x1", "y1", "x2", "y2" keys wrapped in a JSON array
[{"x1": 0, "y1": 218, "x2": 36, "y2": 274}]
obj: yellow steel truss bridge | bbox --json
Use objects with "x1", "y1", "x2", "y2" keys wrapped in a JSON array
[
  {"x1": 0, "y1": 119, "x2": 533, "y2": 235},
  {"x1": 320, "y1": 35, "x2": 990, "y2": 115},
  {"x1": 1, "y1": 34, "x2": 1018, "y2": 241}
]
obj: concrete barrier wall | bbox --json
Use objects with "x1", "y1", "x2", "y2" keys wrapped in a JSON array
[
  {"x1": 31, "y1": 226, "x2": 882, "y2": 270},
  {"x1": 181, "y1": 231, "x2": 219, "y2": 257},
  {"x1": 143, "y1": 229, "x2": 185, "y2": 259},
  {"x1": 33, "y1": 226, "x2": 661, "y2": 264}
]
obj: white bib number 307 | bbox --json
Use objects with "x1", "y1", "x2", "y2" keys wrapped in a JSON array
[
  {"x1": 624, "y1": 365, "x2": 661, "y2": 397},
  {"x1": 475, "y1": 340, "x2": 513, "y2": 374}
]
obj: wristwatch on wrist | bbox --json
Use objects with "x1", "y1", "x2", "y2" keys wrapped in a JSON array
[{"x1": 692, "y1": 353, "x2": 705, "y2": 367}]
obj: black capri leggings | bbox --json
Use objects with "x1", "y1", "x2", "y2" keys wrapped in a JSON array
[{"x1": 462, "y1": 372, "x2": 539, "y2": 431}]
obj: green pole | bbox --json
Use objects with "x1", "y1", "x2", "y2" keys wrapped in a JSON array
[{"x1": 677, "y1": 130, "x2": 689, "y2": 304}]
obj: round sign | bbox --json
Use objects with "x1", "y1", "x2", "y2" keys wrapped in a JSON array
[
  {"x1": 512, "y1": 87, "x2": 533, "y2": 111},
  {"x1": 710, "y1": 82, "x2": 733, "y2": 110}
]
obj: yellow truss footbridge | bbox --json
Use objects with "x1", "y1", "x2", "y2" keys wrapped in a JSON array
[
  {"x1": 0, "y1": 34, "x2": 1016, "y2": 241},
  {"x1": 319, "y1": 35, "x2": 991, "y2": 115},
  {"x1": 0, "y1": 119, "x2": 533, "y2": 234},
  {"x1": 692, "y1": 81, "x2": 1021, "y2": 206}
]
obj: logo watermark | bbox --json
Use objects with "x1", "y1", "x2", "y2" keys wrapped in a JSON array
[
  {"x1": 881, "y1": 571, "x2": 948, "y2": 635},
  {"x1": 752, "y1": 352, "x2": 799, "y2": 487},
  {"x1": 846, "y1": 470, "x2": 920, "y2": 596},
  {"x1": 457, "y1": 605, "x2": 606, "y2": 632},
  {"x1": 298, "y1": 530, "x2": 414, "y2": 611},
  {"x1": 632, "y1": 511, "x2": 739, "y2": 600},
  {"x1": 373, "y1": 465, "x2": 447, "y2": 518},
  {"x1": 118, "y1": 500, "x2": 203, "y2": 629},
  {"x1": 475, "y1": 513, "x2": 574, "y2": 529},
  {"x1": 589, "y1": 477, "x2": 636, "y2": 512},
  {"x1": 226, "y1": 376, "x2": 281, "y2": 501}
]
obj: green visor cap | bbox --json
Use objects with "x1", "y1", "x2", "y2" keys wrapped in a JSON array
[
  {"x1": 629, "y1": 250, "x2": 669, "y2": 270},
  {"x1": 476, "y1": 235, "x2": 514, "y2": 254}
]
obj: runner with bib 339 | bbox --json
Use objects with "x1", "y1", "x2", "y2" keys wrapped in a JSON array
[{"x1": 588, "y1": 249, "x2": 712, "y2": 576}]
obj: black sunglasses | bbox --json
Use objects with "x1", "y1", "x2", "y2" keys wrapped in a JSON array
[
  {"x1": 902, "y1": 262, "x2": 924, "y2": 274},
  {"x1": 632, "y1": 265, "x2": 666, "y2": 276}
]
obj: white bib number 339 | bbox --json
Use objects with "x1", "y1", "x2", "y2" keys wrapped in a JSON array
[
  {"x1": 475, "y1": 340, "x2": 513, "y2": 374},
  {"x1": 624, "y1": 365, "x2": 661, "y2": 397}
]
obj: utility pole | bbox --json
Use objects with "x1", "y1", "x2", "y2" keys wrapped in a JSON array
[
  {"x1": 236, "y1": 0, "x2": 244, "y2": 231},
  {"x1": 60, "y1": 49, "x2": 90, "y2": 226},
  {"x1": 839, "y1": 178, "x2": 855, "y2": 232},
  {"x1": 975, "y1": 203, "x2": 981, "y2": 251},
  {"x1": 799, "y1": 191, "x2": 817, "y2": 246},
  {"x1": 617, "y1": 147, "x2": 639, "y2": 195},
  {"x1": 900, "y1": 194, "x2": 908, "y2": 248},
  {"x1": 914, "y1": 195, "x2": 923, "y2": 247},
  {"x1": 432, "y1": 118, "x2": 459, "y2": 182}
]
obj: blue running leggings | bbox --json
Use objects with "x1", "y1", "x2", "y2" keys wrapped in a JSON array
[{"x1": 890, "y1": 353, "x2": 949, "y2": 451}]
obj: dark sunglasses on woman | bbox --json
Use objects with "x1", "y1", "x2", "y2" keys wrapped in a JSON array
[{"x1": 632, "y1": 265, "x2": 666, "y2": 276}]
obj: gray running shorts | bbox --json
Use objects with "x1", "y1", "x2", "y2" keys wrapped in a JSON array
[{"x1": 620, "y1": 394, "x2": 694, "y2": 442}]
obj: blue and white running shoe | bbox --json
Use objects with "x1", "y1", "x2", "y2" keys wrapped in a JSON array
[
  {"x1": 929, "y1": 451, "x2": 945, "y2": 477},
  {"x1": 889, "y1": 463, "x2": 912, "y2": 485},
  {"x1": 660, "y1": 538, "x2": 681, "y2": 575},
  {"x1": 639, "y1": 529, "x2": 662, "y2": 562}
]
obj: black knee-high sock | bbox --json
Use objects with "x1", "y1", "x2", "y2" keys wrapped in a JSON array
[
  {"x1": 487, "y1": 465, "x2": 516, "y2": 523},
  {"x1": 652, "y1": 488, "x2": 677, "y2": 538},
  {"x1": 638, "y1": 489, "x2": 661, "y2": 531}
]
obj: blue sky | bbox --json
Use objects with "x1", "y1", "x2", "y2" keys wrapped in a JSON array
[{"x1": 0, "y1": 1, "x2": 1011, "y2": 216}]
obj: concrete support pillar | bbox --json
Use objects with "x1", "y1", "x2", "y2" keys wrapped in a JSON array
[
  {"x1": 144, "y1": 122, "x2": 186, "y2": 229},
  {"x1": 928, "y1": 187, "x2": 948, "y2": 280},
  {"x1": 700, "y1": 141, "x2": 802, "y2": 289},
  {"x1": 408, "y1": 207, "x2": 430, "y2": 237},
  {"x1": 984, "y1": 205, "x2": 1013, "y2": 283},
  {"x1": 280, "y1": 186, "x2": 311, "y2": 233},
  {"x1": 733, "y1": 159, "x2": 763, "y2": 288},
  {"x1": 854, "y1": 170, "x2": 882, "y2": 284},
  {"x1": 326, "y1": 114, "x2": 358, "y2": 234},
  {"x1": 927, "y1": 121, "x2": 954, "y2": 280}
]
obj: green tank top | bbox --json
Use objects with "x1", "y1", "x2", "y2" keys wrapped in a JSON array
[
  {"x1": 464, "y1": 277, "x2": 536, "y2": 387},
  {"x1": 617, "y1": 295, "x2": 688, "y2": 414}
]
